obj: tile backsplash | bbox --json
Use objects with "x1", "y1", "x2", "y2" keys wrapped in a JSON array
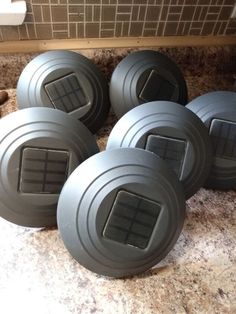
[{"x1": 0, "y1": 0, "x2": 235, "y2": 41}]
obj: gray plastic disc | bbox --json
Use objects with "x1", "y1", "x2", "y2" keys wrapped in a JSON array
[
  {"x1": 110, "y1": 50, "x2": 188, "y2": 118},
  {"x1": 17, "y1": 50, "x2": 110, "y2": 133},
  {"x1": 57, "y1": 148, "x2": 185, "y2": 278},
  {"x1": 0, "y1": 108, "x2": 99, "y2": 227},
  {"x1": 107, "y1": 101, "x2": 213, "y2": 199},
  {"x1": 186, "y1": 91, "x2": 236, "y2": 190}
]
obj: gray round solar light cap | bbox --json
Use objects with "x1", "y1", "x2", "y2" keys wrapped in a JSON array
[
  {"x1": 107, "y1": 101, "x2": 213, "y2": 199},
  {"x1": 110, "y1": 50, "x2": 188, "y2": 119},
  {"x1": 0, "y1": 107, "x2": 99, "y2": 227},
  {"x1": 17, "y1": 50, "x2": 110, "y2": 134},
  {"x1": 57, "y1": 148, "x2": 185, "y2": 278},
  {"x1": 186, "y1": 91, "x2": 236, "y2": 190}
]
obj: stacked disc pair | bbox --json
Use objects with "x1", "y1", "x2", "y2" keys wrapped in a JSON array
[
  {"x1": 17, "y1": 49, "x2": 189, "y2": 132},
  {"x1": 56, "y1": 100, "x2": 212, "y2": 278},
  {"x1": 57, "y1": 90, "x2": 236, "y2": 278},
  {"x1": 107, "y1": 91, "x2": 236, "y2": 192}
]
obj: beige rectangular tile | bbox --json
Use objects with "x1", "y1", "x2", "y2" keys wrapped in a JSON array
[
  {"x1": 183, "y1": 22, "x2": 191, "y2": 35},
  {"x1": 26, "y1": 24, "x2": 37, "y2": 39},
  {"x1": 35, "y1": 23, "x2": 52, "y2": 39},
  {"x1": 117, "y1": 14, "x2": 131, "y2": 21},
  {"x1": 201, "y1": 21, "x2": 215, "y2": 35},
  {"x1": 118, "y1": 0, "x2": 133, "y2": 3},
  {"x1": 219, "y1": 6, "x2": 233, "y2": 20},
  {"x1": 32, "y1": 5, "x2": 43, "y2": 22},
  {"x1": 131, "y1": 6, "x2": 139, "y2": 21},
  {"x1": 42, "y1": 5, "x2": 51, "y2": 23},
  {"x1": 101, "y1": 22, "x2": 115, "y2": 30},
  {"x1": 18, "y1": 24, "x2": 28, "y2": 40},
  {"x1": 77, "y1": 22, "x2": 85, "y2": 38},
  {"x1": 69, "y1": 23, "x2": 76, "y2": 38},
  {"x1": 164, "y1": 21, "x2": 178, "y2": 35},
  {"x1": 53, "y1": 31, "x2": 69, "y2": 39},
  {"x1": 189, "y1": 28, "x2": 201, "y2": 35},
  {"x1": 115, "y1": 22, "x2": 122, "y2": 37},
  {"x1": 168, "y1": 13, "x2": 181, "y2": 21},
  {"x1": 199, "y1": 7, "x2": 207, "y2": 21},
  {"x1": 160, "y1": 6, "x2": 168, "y2": 20},
  {"x1": 51, "y1": 5, "x2": 68, "y2": 22},
  {"x1": 143, "y1": 29, "x2": 156, "y2": 36},
  {"x1": 1, "y1": 26, "x2": 19, "y2": 41},
  {"x1": 102, "y1": 6, "x2": 116, "y2": 21},
  {"x1": 218, "y1": 21, "x2": 227, "y2": 34},
  {"x1": 213, "y1": 22, "x2": 221, "y2": 35},
  {"x1": 145, "y1": 22, "x2": 158, "y2": 29},
  {"x1": 122, "y1": 22, "x2": 129, "y2": 36},
  {"x1": 86, "y1": 23, "x2": 100, "y2": 37},
  {"x1": 181, "y1": 6, "x2": 195, "y2": 21},
  {"x1": 101, "y1": 30, "x2": 114, "y2": 37},
  {"x1": 32, "y1": 0, "x2": 48, "y2": 3},
  {"x1": 68, "y1": 0, "x2": 84, "y2": 3},
  {"x1": 24, "y1": 13, "x2": 34, "y2": 23},
  {"x1": 156, "y1": 21, "x2": 165, "y2": 35},
  {"x1": 146, "y1": 6, "x2": 161, "y2": 21},
  {"x1": 86, "y1": 0, "x2": 101, "y2": 3},
  {"x1": 69, "y1": 6, "x2": 84, "y2": 22},
  {"x1": 169, "y1": 6, "x2": 182, "y2": 14},
  {"x1": 94, "y1": 6, "x2": 101, "y2": 22},
  {"x1": 138, "y1": 6, "x2": 146, "y2": 20},
  {"x1": 53, "y1": 24, "x2": 67, "y2": 31},
  {"x1": 86, "y1": 6, "x2": 93, "y2": 22},
  {"x1": 118, "y1": 6, "x2": 132, "y2": 13},
  {"x1": 176, "y1": 21, "x2": 184, "y2": 35},
  {"x1": 129, "y1": 22, "x2": 143, "y2": 36},
  {"x1": 206, "y1": 13, "x2": 218, "y2": 21}
]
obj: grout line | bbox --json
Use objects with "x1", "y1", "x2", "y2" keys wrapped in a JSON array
[
  {"x1": 114, "y1": 1, "x2": 118, "y2": 37},
  {"x1": 99, "y1": 0, "x2": 101, "y2": 38},
  {"x1": 212, "y1": 1, "x2": 223, "y2": 35},
  {"x1": 141, "y1": 1, "x2": 148, "y2": 36},
  {"x1": 177, "y1": 2, "x2": 184, "y2": 35},
  {"x1": 48, "y1": 0, "x2": 53, "y2": 40},
  {"x1": 66, "y1": 1, "x2": 69, "y2": 38},
  {"x1": 188, "y1": 2, "x2": 198, "y2": 35},
  {"x1": 128, "y1": 0, "x2": 134, "y2": 37}
]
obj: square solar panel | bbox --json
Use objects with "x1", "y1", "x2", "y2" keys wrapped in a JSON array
[
  {"x1": 209, "y1": 119, "x2": 236, "y2": 160},
  {"x1": 103, "y1": 190, "x2": 162, "y2": 249},
  {"x1": 145, "y1": 134, "x2": 186, "y2": 178},
  {"x1": 45, "y1": 73, "x2": 89, "y2": 113},
  {"x1": 138, "y1": 70, "x2": 175, "y2": 102},
  {"x1": 19, "y1": 147, "x2": 69, "y2": 194}
]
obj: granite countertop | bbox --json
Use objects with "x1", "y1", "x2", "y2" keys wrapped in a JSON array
[{"x1": 0, "y1": 47, "x2": 235, "y2": 313}]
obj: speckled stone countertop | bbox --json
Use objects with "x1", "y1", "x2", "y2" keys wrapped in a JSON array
[{"x1": 0, "y1": 47, "x2": 236, "y2": 314}]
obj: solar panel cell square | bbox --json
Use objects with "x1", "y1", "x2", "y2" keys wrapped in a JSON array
[
  {"x1": 138, "y1": 70, "x2": 175, "y2": 103},
  {"x1": 145, "y1": 134, "x2": 186, "y2": 178},
  {"x1": 19, "y1": 147, "x2": 69, "y2": 194},
  {"x1": 103, "y1": 190, "x2": 161, "y2": 249},
  {"x1": 45, "y1": 73, "x2": 89, "y2": 113},
  {"x1": 209, "y1": 119, "x2": 236, "y2": 160}
]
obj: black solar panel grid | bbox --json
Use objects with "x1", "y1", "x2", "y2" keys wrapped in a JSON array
[
  {"x1": 19, "y1": 147, "x2": 69, "y2": 194},
  {"x1": 45, "y1": 73, "x2": 88, "y2": 113},
  {"x1": 103, "y1": 190, "x2": 161, "y2": 249},
  {"x1": 139, "y1": 70, "x2": 175, "y2": 102},
  {"x1": 210, "y1": 119, "x2": 236, "y2": 160},
  {"x1": 145, "y1": 134, "x2": 186, "y2": 178}
]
